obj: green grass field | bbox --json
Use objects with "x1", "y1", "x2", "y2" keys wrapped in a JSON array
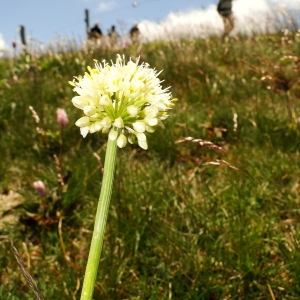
[{"x1": 0, "y1": 30, "x2": 299, "y2": 299}]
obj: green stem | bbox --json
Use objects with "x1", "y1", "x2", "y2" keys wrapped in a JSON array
[{"x1": 80, "y1": 137, "x2": 118, "y2": 300}]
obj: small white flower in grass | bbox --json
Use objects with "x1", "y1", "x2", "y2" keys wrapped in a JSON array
[
  {"x1": 99, "y1": 95, "x2": 112, "y2": 107},
  {"x1": 133, "y1": 121, "x2": 146, "y2": 133},
  {"x1": 69, "y1": 54, "x2": 177, "y2": 150},
  {"x1": 75, "y1": 116, "x2": 90, "y2": 127},
  {"x1": 109, "y1": 129, "x2": 118, "y2": 141},
  {"x1": 127, "y1": 105, "x2": 139, "y2": 117},
  {"x1": 113, "y1": 117, "x2": 124, "y2": 129},
  {"x1": 117, "y1": 134, "x2": 127, "y2": 148}
]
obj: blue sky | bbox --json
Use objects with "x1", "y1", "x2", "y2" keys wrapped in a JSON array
[
  {"x1": 0, "y1": 0, "x2": 299, "y2": 52},
  {"x1": 0, "y1": 0, "x2": 214, "y2": 48}
]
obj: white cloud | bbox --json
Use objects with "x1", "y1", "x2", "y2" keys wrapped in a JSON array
[
  {"x1": 97, "y1": 1, "x2": 117, "y2": 12},
  {"x1": 0, "y1": 33, "x2": 9, "y2": 57},
  {"x1": 136, "y1": 0, "x2": 300, "y2": 43},
  {"x1": 267, "y1": 0, "x2": 300, "y2": 8}
]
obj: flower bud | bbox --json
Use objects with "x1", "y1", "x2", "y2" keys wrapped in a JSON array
[
  {"x1": 33, "y1": 180, "x2": 46, "y2": 198},
  {"x1": 56, "y1": 108, "x2": 69, "y2": 127}
]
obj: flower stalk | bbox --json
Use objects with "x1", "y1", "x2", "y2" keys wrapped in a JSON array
[
  {"x1": 80, "y1": 136, "x2": 118, "y2": 300},
  {"x1": 69, "y1": 55, "x2": 176, "y2": 299}
]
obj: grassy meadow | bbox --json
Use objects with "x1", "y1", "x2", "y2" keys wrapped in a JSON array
[{"x1": 0, "y1": 29, "x2": 300, "y2": 299}]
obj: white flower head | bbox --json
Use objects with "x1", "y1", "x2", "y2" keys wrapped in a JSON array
[{"x1": 70, "y1": 54, "x2": 177, "y2": 150}]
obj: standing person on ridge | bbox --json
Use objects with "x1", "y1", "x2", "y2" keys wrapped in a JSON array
[
  {"x1": 88, "y1": 22, "x2": 103, "y2": 46},
  {"x1": 217, "y1": 0, "x2": 234, "y2": 36},
  {"x1": 90, "y1": 22, "x2": 102, "y2": 38},
  {"x1": 108, "y1": 25, "x2": 120, "y2": 49},
  {"x1": 129, "y1": 23, "x2": 140, "y2": 44}
]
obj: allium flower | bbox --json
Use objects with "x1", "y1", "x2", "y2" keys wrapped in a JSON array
[
  {"x1": 56, "y1": 108, "x2": 69, "y2": 126},
  {"x1": 69, "y1": 54, "x2": 176, "y2": 150},
  {"x1": 33, "y1": 180, "x2": 46, "y2": 198}
]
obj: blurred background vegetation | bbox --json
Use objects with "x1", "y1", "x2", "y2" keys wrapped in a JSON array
[{"x1": 0, "y1": 28, "x2": 299, "y2": 299}]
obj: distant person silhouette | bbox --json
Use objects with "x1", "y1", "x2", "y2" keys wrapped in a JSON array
[
  {"x1": 129, "y1": 23, "x2": 140, "y2": 44},
  {"x1": 108, "y1": 25, "x2": 120, "y2": 49},
  {"x1": 217, "y1": 0, "x2": 234, "y2": 36},
  {"x1": 90, "y1": 22, "x2": 102, "y2": 38},
  {"x1": 88, "y1": 22, "x2": 103, "y2": 46}
]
